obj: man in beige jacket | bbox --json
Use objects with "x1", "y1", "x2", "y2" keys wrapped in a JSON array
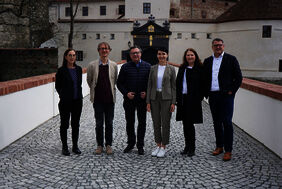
[{"x1": 87, "y1": 42, "x2": 118, "y2": 155}]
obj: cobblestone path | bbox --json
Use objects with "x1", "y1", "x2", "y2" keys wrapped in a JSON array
[{"x1": 0, "y1": 92, "x2": 281, "y2": 188}]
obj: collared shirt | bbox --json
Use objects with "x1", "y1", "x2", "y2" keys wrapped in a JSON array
[
  {"x1": 99, "y1": 59, "x2": 109, "y2": 65},
  {"x1": 211, "y1": 52, "x2": 224, "y2": 91},
  {"x1": 136, "y1": 60, "x2": 142, "y2": 68},
  {"x1": 182, "y1": 66, "x2": 193, "y2": 94}
]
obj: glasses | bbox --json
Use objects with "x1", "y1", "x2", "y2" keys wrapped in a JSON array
[
  {"x1": 213, "y1": 44, "x2": 223, "y2": 47},
  {"x1": 67, "y1": 54, "x2": 76, "y2": 57},
  {"x1": 99, "y1": 48, "x2": 110, "y2": 51},
  {"x1": 130, "y1": 52, "x2": 141, "y2": 55}
]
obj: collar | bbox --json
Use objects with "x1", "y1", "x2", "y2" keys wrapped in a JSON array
[
  {"x1": 99, "y1": 59, "x2": 109, "y2": 65},
  {"x1": 213, "y1": 52, "x2": 224, "y2": 59}
]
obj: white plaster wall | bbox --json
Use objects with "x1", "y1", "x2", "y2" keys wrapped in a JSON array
[
  {"x1": 125, "y1": 0, "x2": 170, "y2": 19},
  {"x1": 0, "y1": 74, "x2": 89, "y2": 151},
  {"x1": 57, "y1": 1, "x2": 124, "y2": 20},
  {"x1": 233, "y1": 88, "x2": 282, "y2": 158}
]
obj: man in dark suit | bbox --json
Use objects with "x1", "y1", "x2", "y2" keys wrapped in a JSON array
[
  {"x1": 117, "y1": 46, "x2": 151, "y2": 155},
  {"x1": 203, "y1": 38, "x2": 242, "y2": 161}
]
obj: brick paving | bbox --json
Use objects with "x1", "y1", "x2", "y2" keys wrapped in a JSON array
[{"x1": 0, "y1": 92, "x2": 281, "y2": 188}]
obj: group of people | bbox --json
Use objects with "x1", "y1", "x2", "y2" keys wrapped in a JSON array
[{"x1": 55, "y1": 38, "x2": 242, "y2": 161}]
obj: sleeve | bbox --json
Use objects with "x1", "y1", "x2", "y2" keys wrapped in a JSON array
[
  {"x1": 146, "y1": 68, "x2": 153, "y2": 104},
  {"x1": 231, "y1": 56, "x2": 243, "y2": 94},
  {"x1": 171, "y1": 66, "x2": 177, "y2": 104},
  {"x1": 86, "y1": 64, "x2": 93, "y2": 88},
  {"x1": 117, "y1": 65, "x2": 128, "y2": 96},
  {"x1": 55, "y1": 68, "x2": 62, "y2": 96}
]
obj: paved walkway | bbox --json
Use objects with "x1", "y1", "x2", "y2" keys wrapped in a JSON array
[{"x1": 0, "y1": 92, "x2": 281, "y2": 189}]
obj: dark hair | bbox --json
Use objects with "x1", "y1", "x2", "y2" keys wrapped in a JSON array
[
  {"x1": 181, "y1": 48, "x2": 202, "y2": 68},
  {"x1": 97, "y1": 42, "x2": 112, "y2": 51},
  {"x1": 129, "y1": 45, "x2": 142, "y2": 53},
  {"x1": 62, "y1": 48, "x2": 76, "y2": 67},
  {"x1": 212, "y1": 38, "x2": 224, "y2": 45},
  {"x1": 157, "y1": 47, "x2": 168, "y2": 54}
]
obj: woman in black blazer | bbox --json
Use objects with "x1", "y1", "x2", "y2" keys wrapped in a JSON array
[
  {"x1": 176, "y1": 48, "x2": 204, "y2": 157},
  {"x1": 55, "y1": 49, "x2": 83, "y2": 156}
]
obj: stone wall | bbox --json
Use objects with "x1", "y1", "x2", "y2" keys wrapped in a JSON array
[
  {"x1": 0, "y1": 0, "x2": 53, "y2": 48},
  {"x1": 170, "y1": 0, "x2": 237, "y2": 19},
  {"x1": 0, "y1": 48, "x2": 58, "y2": 82}
]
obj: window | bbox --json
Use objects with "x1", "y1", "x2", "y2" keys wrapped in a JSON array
[
  {"x1": 76, "y1": 51, "x2": 83, "y2": 61},
  {"x1": 96, "y1": 34, "x2": 100, "y2": 40},
  {"x1": 207, "y1": 33, "x2": 212, "y2": 39},
  {"x1": 82, "y1": 34, "x2": 86, "y2": 40},
  {"x1": 65, "y1": 7, "x2": 70, "y2": 17},
  {"x1": 110, "y1": 34, "x2": 115, "y2": 40},
  {"x1": 119, "y1": 5, "x2": 125, "y2": 15},
  {"x1": 201, "y1": 10, "x2": 207, "y2": 19},
  {"x1": 262, "y1": 25, "x2": 272, "y2": 38},
  {"x1": 177, "y1": 33, "x2": 182, "y2": 39},
  {"x1": 191, "y1": 33, "x2": 196, "y2": 39},
  {"x1": 279, "y1": 60, "x2": 282, "y2": 72},
  {"x1": 82, "y1": 7, "x2": 88, "y2": 16},
  {"x1": 143, "y1": 3, "x2": 151, "y2": 14},
  {"x1": 100, "y1": 6, "x2": 106, "y2": 15}
]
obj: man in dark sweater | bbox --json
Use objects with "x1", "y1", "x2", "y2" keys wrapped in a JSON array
[
  {"x1": 87, "y1": 42, "x2": 118, "y2": 155},
  {"x1": 117, "y1": 46, "x2": 151, "y2": 155}
]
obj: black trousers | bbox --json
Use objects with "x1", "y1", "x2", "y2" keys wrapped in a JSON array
[
  {"x1": 58, "y1": 99, "x2": 82, "y2": 148},
  {"x1": 123, "y1": 99, "x2": 147, "y2": 148},
  {"x1": 182, "y1": 119, "x2": 195, "y2": 153},
  {"x1": 93, "y1": 102, "x2": 114, "y2": 147}
]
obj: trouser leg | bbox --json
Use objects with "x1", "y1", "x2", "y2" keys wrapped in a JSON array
[
  {"x1": 136, "y1": 100, "x2": 147, "y2": 148},
  {"x1": 71, "y1": 99, "x2": 82, "y2": 148},
  {"x1": 123, "y1": 100, "x2": 136, "y2": 147},
  {"x1": 223, "y1": 95, "x2": 234, "y2": 152},
  {"x1": 150, "y1": 97, "x2": 162, "y2": 144},
  {"x1": 105, "y1": 103, "x2": 114, "y2": 146},
  {"x1": 182, "y1": 119, "x2": 195, "y2": 152},
  {"x1": 59, "y1": 101, "x2": 71, "y2": 149},
  {"x1": 160, "y1": 99, "x2": 172, "y2": 146},
  {"x1": 94, "y1": 102, "x2": 105, "y2": 147}
]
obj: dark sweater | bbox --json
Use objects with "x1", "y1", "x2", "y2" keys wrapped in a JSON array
[{"x1": 117, "y1": 60, "x2": 151, "y2": 100}]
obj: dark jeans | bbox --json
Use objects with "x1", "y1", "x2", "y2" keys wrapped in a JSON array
[
  {"x1": 58, "y1": 99, "x2": 83, "y2": 148},
  {"x1": 182, "y1": 120, "x2": 195, "y2": 153},
  {"x1": 93, "y1": 102, "x2": 114, "y2": 147},
  {"x1": 208, "y1": 92, "x2": 234, "y2": 152},
  {"x1": 123, "y1": 99, "x2": 147, "y2": 148}
]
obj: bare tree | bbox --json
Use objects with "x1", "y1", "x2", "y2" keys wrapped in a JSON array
[{"x1": 68, "y1": 0, "x2": 79, "y2": 48}]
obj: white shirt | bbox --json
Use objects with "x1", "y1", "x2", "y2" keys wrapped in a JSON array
[
  {"x1": 157, "y1": 65, "x2": 166, "y2": 91},
  {"x1": 182, "y1": 66, "x2": 193, "y2": 94},
  {"x1": 211, "y1": 52, "x2": 224, "y2": 91}
]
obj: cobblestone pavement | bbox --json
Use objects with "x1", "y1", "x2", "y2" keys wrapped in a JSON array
[{"x1": 1, "y1": 92, "x2": 282, "y2": 189}]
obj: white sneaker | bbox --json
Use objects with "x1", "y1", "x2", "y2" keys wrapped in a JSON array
[
  {"x1": 157, "y1": 147, "x2": 166, "y2": 158},
  {"x1": 151, "y1": 147, "x2": 160, "y2": 157}
]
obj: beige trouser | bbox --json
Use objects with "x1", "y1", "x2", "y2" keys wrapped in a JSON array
[{"x1": 150, "y1": 92, "x2": 172, "y2": 145}]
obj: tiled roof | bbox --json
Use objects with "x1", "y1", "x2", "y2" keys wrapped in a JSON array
[{"x1": 216, "y1": 0, "x2": 282, "y2": 22}]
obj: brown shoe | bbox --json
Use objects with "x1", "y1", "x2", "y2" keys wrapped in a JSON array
[
  {"x1": 212, "y1": 147, "x2": 223, "y2": 156},
  {"x1": 106, "y1": 145, "x2": 113, "y2": 155},
  {"x1": 223, "y1": 152, "x2": 232, "y2": 161},
  {"x1": 95, "y1": 146, "x2": 103, "y2": 154}
]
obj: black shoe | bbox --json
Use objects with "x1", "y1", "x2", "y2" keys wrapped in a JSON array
[
  {"x1": 123, "y1": 145, "x2": 134, "y2": 153},
  {"x1": 62, "y1": 148, "x2": 70, "y2": 156},
  {"x1": 181, "y1": 147, "x2": 189, "y2": 155},
  {"x1": 138, "y1": 147, "x2": 144, "y2": 155},
  {"x1": 72, "y1": 147, "x2": 81, "y2": 155},
  {"x1": 187, "y1": 151, "x2": 195, "y2": 157}
]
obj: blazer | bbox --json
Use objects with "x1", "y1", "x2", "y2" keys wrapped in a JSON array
[
  {"x1": 55, "y1": 64, "x2": 83, "y2": 102},
  {"x1": 203, "y1": 52, "x2": 242, "y2": 96},
  {"x1": 175, "y1": 65, "x2": 204, "y2": 122},
  {"x1": 146, "y1": 64, "x2": 176, "y2": 104},
  {"x1": 87, "y1": 59, "x2": 118, "y2": 103}
]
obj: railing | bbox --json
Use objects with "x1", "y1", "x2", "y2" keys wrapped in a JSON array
[{"x1": 0, "y1": 73, "x2": 281, "y2": 158}]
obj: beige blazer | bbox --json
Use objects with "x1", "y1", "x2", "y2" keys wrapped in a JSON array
[
  {"x1": 146, "y1": 64, "x2": 176, "y2": 104},
  {"x1": 87, "y1": 59, "x2": 118, "y2": 103}
]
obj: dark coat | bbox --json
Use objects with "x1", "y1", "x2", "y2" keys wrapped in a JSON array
[
  {"x1": 117, "y1": 60, "x2": 151, "y2": 101},
  {"x1": 176, "y1": 65, "x2": 204, "y2": 123},
  {"x1": 55, "y1": 64, "x2": 83, "y2": 102},
  {"x1": 203, "y1": 53, "x2": 242, "y2": 97}
]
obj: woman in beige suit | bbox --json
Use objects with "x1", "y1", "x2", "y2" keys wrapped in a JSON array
[{"x1": 146, "y1": 47, "x2": 176, "y2": 158}]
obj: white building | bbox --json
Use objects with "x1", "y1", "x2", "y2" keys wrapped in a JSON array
[{"x1": 48, "y1": 0, "x2": 282, "y2": 79}]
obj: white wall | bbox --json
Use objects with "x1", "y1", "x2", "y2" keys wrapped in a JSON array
[
  {"x1": 0, "y1": 74, "x2": 89, "y2": 151},
  {"x1": 125, "y1": 0, "x2": 170, "y2": 19},
  {"x1": 233, "y1": 88, "x2": 282, "y2": 158}
]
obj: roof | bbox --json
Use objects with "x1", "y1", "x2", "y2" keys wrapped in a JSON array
[
  {"x1": 216, "y1": 0, "x2": 282, "y2": 22},
  {"x1": 49, "y1": 0, "x2": 123, "y2": 2}
]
